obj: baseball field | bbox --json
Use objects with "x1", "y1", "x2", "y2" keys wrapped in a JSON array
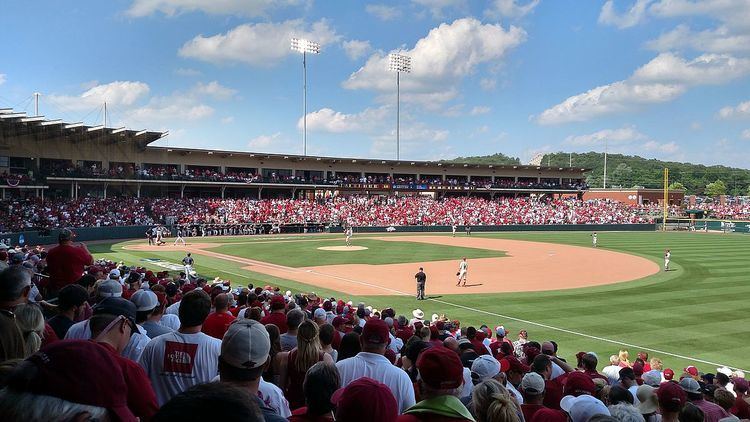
[{"x1": 93, "y1": 231, "x2": 750, "y2": 372}]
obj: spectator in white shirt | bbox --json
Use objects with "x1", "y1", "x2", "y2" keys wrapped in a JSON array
[
  {"x1": 139, "y1": 289, "x2": 221, "y2": 406},
  {"x1": 336, "y1": 318, "x2": 416, "y2": 413}
]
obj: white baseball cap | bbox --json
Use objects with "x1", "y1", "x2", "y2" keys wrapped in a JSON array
[
  {"x1": 130, "y1": 290, "x2": 158, "y2": 312},
  {"x1": 471, "y1": 355, "x2": 501, "y2": 382},
  {"x1": 560, "y1": 395, "x2": 610, "y2": 422},
  {"x1": 221, "y1": 319, "x2": 271, "y2": 370},
  {"x1": 108, "y1": 269, "x2": 121, "y2": 279},
  {"x1": 521, "y1": 372, "x2": 546, "y2": 395},
  {"x1": 313, "y1": 308, "x2": 326, "y2": 320},
  {"x1": 97, "y1": 279, "x2": 123, "y2": 298}
]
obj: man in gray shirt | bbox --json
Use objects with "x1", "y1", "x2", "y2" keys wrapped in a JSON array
[{"x1": 279, "y1": 309, "x2": 304, "y2": 351}]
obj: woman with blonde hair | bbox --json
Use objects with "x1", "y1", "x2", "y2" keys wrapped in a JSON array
[
  {"x1": 618, "y1": 349, "x2": 632, "y2": 368},
  {"x1": 14, "y1": 303, "x2": 45, "y2": 357},
  {"x1": 471, "y1": 379, "x2": 522, "y2": 422},
  {"x1": 277, "y1": 320, "x2": 333, "y2": 410}
]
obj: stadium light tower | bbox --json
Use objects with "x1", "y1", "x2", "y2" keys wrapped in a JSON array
[
  {"x1": 389, "y1": 53, "x2": 411, "y2": 161},
  {"x1": 291, "y1": 37, "x2": 320, "y2": 156}
]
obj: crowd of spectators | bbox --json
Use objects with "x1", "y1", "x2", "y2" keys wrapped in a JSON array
[
  {"x1": 694, "y1": 203, "x2": 750, "y2": 220},
  {"x1": 0, "y1": 196, "x2": 655, "y2": 232},
  {"x1": 0, "y1": 231, "x2": 747, "y2": 421}
]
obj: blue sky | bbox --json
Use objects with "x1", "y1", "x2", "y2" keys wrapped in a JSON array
[{"x1": 2, "y1": 1, "x2": 750, "y2": 167}]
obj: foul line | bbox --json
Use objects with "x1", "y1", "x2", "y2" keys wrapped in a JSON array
[{"x1": 182, "y1": 246, "x2": 750, "y2": 372}]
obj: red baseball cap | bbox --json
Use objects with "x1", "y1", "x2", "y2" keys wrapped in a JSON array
[
  {"x1": 332, "y1": 377, "x2": 398, "y2": 422},
  {"x1": 564, "y1": 371, "x2": 597, "y2": 397},
  {"x1": 12, "y1": 340, "x2": 136, "y2": 422},
  {"x1": 663, "y1": 368, "x2": 675, "y2": 380},
  {"x1": 633, "y1": 361, "x2": 645, "y2": 376},
  {"x1": 684, "y1": 365, "x2": 699, "y2": 377},
  {"x1": 361, "y1": 319, "x2": 390, "y2": 345},
  {"x1": 502, "y1": 355, "x2": 530, "y2": 373},
  {"x1": 417, "y1": 346, "x2": 464, "y2": 389},
  {"x1": 270, "y1": 295, "x2": 285, "y2": 310},
  {"x1": 530, "y1": 408, "x2": 568, "y2": 422},
  {"x1": 657, "y1": 381, "x2": 686, "y2": 412}
]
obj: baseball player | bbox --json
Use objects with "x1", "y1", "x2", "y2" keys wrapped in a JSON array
[
  {"x1": 664, "y1": 249, "x2": 671, "y2": 272},
  {"x1": 145, "y1": 228, "x2": 154, "y2": 245},
  {"x1": 592, "y1": 232, "x2": 598, "y2": 247},
  {"x1": 415, "y1": 267, "x2": 427, "y2": 300},
  {"x1": 174, "y1": 226, "x2": 186, "y2": 246},
  {"x1": 182, "y1": 252, "x2": 195, "y2": 280},
  {"x1": 345, "y1": 226, "x2": 353, "y2": 247},
  {"x1": 456, "y1": 257, "x2": 468, "y2": 287},
  {"x1": 451, "y1": 224, "x2": 457, "y2": 237},
  {"x1": 155, "y1": 226, "x2": 163, "y2": 245}
]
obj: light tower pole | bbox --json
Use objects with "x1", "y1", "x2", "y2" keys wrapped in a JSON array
[
  {"x1": 291, "y1": 38, "x2": 320, "y2": 156},
  {"x1": 389, "y1": 53, "x2": 411, "y2": 161}
]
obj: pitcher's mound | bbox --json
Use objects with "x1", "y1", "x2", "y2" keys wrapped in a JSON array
[{"x1": 317, "y1": 246, "x2": 369, "y2": 251}]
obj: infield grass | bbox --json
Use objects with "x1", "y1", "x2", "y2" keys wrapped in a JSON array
[{"x1": 98, "y1": 231, "x2": 750, "y2": 372}]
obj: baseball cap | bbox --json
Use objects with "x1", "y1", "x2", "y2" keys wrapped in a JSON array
[
  {"x1": 495, "y1": 325, "x2": 506, "y2": 337},
  {"x1": 564, "y1": 371, "x2": 596, "y2": 397},
  {"x1": 313, "y1": 308, "x2": 326, "y2": 320},
  {"x1": 130, "y1": 290, "x2": 158, "y2": 312},
  {"x1": 684, "y1": 365, "x2": 699, "y2": 377},
  {"x1": 642, "y1": 370, "x2": 662, "y2": 387},
  {"x1": 361, "y1": 319, "x2": 390, "y2": 345},
  {"x1": 331, "y1": 377, "x2": 398, "y2": 422},
  {"x1": 734, "y1": 378, "x2": 749, "y2": 393},
  {"x1": 97, "y1": 279, "x2": 123, "y2": 298},
  {"x1": 663, "y1": 368, "x2": 675, "y2": 381},
  {"x1": 657, "y1": 381, "x2": 686, "y2": 412},
  {"x1": 560, "y1": 394, "x2": 610, "y2": 422},
  {"x1": 417, "y1": 346, "x2": 464, "y2": 389},
  {"x1": 220, "y1": 319, "x2": 270, "y2": 370},
  {"x1": 619, "y1": 367, "x2": 636, "y2": 381},
  {"x1": 108, "y1": 269, "x2": 121, "y2": 279},
  {"x1": 93, "y1": 297, "x2": 137, "y2": 326},
  {"x1": 502, "y1": 355, "x2": 530, "y2": 373},
  {"x1": 412, "y1": 309, "x2": 424, "y2": 319},
  {"x1": 521, "y1": 372, "x2": 546, "y2": 395},
  {"x1": 679, "y1": 377, "x2": 701, "y2": 394},
  {"x1": 471, "y1": 355, "x2": 507, "y2": 382},
  {"x1": 269, "y1": 295, "x2": 285, "y2": 310},
  {"x1": 633, "y1": 361, "x2": 644, "y2": 376},
  {"x1": 11, "y1": 340, "x2": 136, "y2": 422}
]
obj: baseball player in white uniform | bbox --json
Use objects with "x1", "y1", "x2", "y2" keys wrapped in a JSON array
[
  {"x1": 452, "y1": 224, "x2": 457, "y2": 237},
  {"x1": 345, "y1": 227, "x2": 353, "y2": 247},
  {"x1": 173, "y1": 226, "x2": 186, "y2": 246},
  {"x1": 182, "y1": 252, "x2": 195, "y2": 280},
  {"x1": 456, "y1": 257, "x2": 468, "y2": 287},
  {"x1": 664, "y1": 249, "x2": 671, "y2": 271},
  {"x1": 592, "y1": 232, "x2": 598, "y2": 247}
]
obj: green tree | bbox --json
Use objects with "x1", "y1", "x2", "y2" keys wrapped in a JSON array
[
  {"x1": 610, "y1": 163, "x2": 633, "y2": 187},
  {"x1": 705, "y1": 180, "x2": 727, "y2": 197},
  {"x1": 668, "y1": 182, "x2": 686, "y2": 191}
]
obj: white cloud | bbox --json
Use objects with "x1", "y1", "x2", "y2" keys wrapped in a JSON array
[
  {"x1": 479, "y1": 78, "x2": 497, "y2": 91},
  {"x1": 649, "y1": 0, "x2": 750, "y2": 30},
  {"x1": 537, "y1": 52, "x2": 750, "y2": 124},
  {"x1": 342, "y1": 40, "x2": 372, "y2": 61},
  {"x1": 343, "y1": 18, "x2": 525, "y2": 107},
  {"x1": 643, "y1": 140, "x2": 679, "y2": 153},
  {"x1": 192, "y1": 81, "x2": 237, "y2": 100},
  {"x1": 175, "y1": 67, "x2": 202, "y2": 77},
  {"x1": 179, "y1": 19, "x2": 339, "y2": 67},
  {"x1": 48, "y1": 81, "x2": 151, "y2": 111},
  {"x1": 365, "y1": 4, "x2": 400, "y2": 21},
  {"x1": 248, "y1": 132, "x2": 283, "y2": 149},
  {"x1": 647, "y1": 25, "x2": 750, "y2": 53},
  {"x1": 301, "y1": 106, "x2": 391, "y2": 133},
  {"x1": 484, "y1": 0, "x2": 540, "y2": 19},
  {"x1": 126, "y1": 0, "x2": 303, "y2": 17},
  {"x1": 221, "y1": 116, "x2": 234, "y2": 124},
  {"x1": 470, "y1": 106, "x2": 491, "y2": 115},
  {"x1": 411, "y1": 0, "x2": 466, "y2": 19},
  {"x1": 565, "y1": 126, "x2": 647, "y2": 146},
  {"x1": 742, "y1": 129, "x2": 750, "y2": 139},
  {"x1": 598, "y1": 0, "x2": 652, "y2": 29},
  {"x1": 0, "y1": 74, "x2": 5, "y2": 85},
  {"x1": 718, "y1": 100, "x2": 750, "y2": 119}
]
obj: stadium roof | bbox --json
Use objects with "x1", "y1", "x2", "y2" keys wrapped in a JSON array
[
  {"x1": 0, "y1": 107, "x2": 167, "y2": 149},
  {"x1": 149, "y1": 146, "x2": 589, "y2": 173}
]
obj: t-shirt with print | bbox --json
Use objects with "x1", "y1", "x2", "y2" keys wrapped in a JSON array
[{"x1": 139, "y1": 331, "x2": 221, "y2": 406}]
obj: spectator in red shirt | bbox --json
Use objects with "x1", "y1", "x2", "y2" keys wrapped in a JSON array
[
  {"x1": 89, "y1": 297, "x2": 159, "y2": 421},
  {"x1": 202, "y1": 293, "x2": 236, "y2": 339},
  {"x1": 731, "y1": 378, "x2": 750, "y2": 419},
  {"x1": 261, "y1": 295, "x2": 288, "y2": 333},
  {"x1": 581, "y1": 353, "x2": 609, "y2": 384},
  {"x1": 46, "y1": 229, "x2": 93, "y2": 297}
]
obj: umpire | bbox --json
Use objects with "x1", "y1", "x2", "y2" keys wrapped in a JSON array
[{"x1": 415, "y1": 267, "x2": 426, "y2": 300}]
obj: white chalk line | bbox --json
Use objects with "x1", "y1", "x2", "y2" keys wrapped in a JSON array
[{"x1": 192, "y1": 248, "x2": 749, "y2": 372}]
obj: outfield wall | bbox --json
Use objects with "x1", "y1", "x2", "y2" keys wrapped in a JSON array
[{"x1": 2, "y1": 223, "x2": 659, "y2": 246}]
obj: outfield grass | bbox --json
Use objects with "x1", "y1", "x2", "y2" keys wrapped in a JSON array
[
  {"x1": 213, "y1": 238, "x2": 505, "y2": 267},
  {"x1": 98, "y1": 231, "x2": 750, "y2": 372}
]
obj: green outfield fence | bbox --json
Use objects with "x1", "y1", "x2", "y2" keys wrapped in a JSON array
[{"x1": 1, "y1": 223, "x2": 659, "y2": 246}]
